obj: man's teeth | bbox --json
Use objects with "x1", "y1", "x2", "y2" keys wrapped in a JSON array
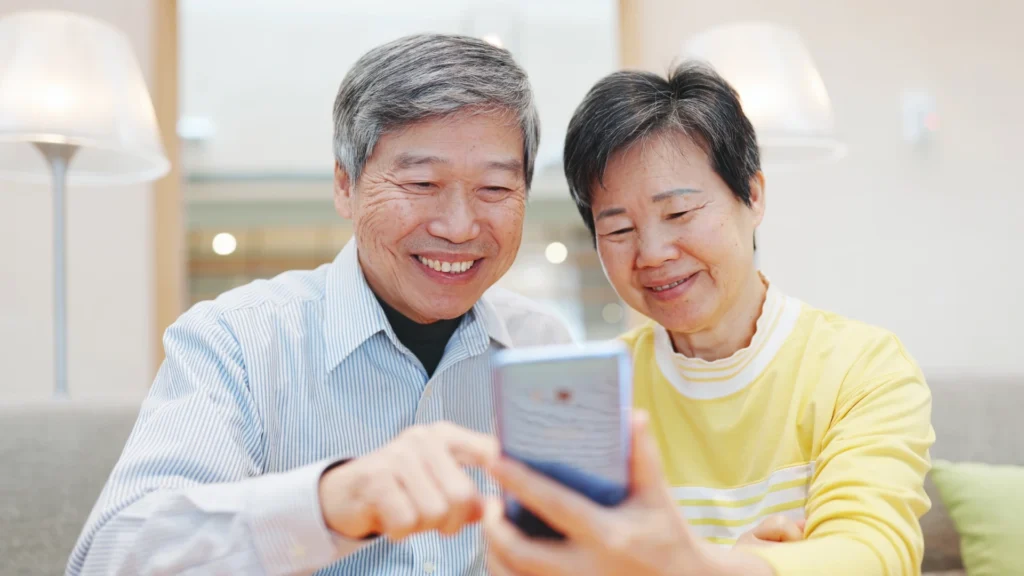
[
  {"x1": 652, "y1": 278, "x2": 687, "y2": 292},
  {"x1": 417, "y1": 256, "x2": 477, "y2": 274}
]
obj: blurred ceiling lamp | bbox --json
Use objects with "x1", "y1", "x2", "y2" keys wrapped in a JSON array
[
  {"x1": 683, "y1": 22, "x2": 846, "y2": 169},
  {"x1": 0, "y1": 11, "x2": 170, "y2": 398},
  {"x1": 481, "y1": 34, "x2": 504, "y2": 48}
]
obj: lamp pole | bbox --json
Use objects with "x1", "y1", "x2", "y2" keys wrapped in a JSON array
[
  {"x1": 1, "y1": 12, "x2": 171, "y2": 400},
  {"x1": 33, "y1": 142, "x2": 78, "y2": 398}
]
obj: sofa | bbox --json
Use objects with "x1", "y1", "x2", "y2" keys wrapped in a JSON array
[
  {"x1": 919, "y1": 375, "x2": 1023, "y2": 575},
  {"x1": 0, "y1": 402, "x2": 140, "y2": 576},
  {"x1": 1, "y1": 375, "x2": 1021, "y2": 575}
]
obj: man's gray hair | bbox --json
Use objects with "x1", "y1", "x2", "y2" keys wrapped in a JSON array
[{"x1": 333, "y1": 34, "x2": 540, "y2": 187}]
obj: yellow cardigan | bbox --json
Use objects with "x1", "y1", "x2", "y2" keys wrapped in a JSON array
[{"x1": 621, "y1": 284, "x2": 933, "y2": 575}]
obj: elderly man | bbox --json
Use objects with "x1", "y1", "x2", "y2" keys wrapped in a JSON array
[{"x1": 68, "y1": 34, "x2": 572, "y2": 575}]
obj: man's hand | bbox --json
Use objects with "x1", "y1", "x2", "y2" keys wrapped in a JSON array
[
  {"x1": 735, "y1": 516, "x2": 806, "y2": 548},
  {"x1": 482, "y1": 411, "x2": 775, "y2": 576},
  {"x1": 319, "y1": 421, "x2": 499, "y2": 541}
]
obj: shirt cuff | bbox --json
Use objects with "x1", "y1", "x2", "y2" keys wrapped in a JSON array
[{"x1": 245, "y1": 458, "x2": 372, "y2": 574}]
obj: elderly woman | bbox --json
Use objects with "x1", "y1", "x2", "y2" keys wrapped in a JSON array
[{"x1": 484, "y1": 63, "x2": 933, "y2": 576}]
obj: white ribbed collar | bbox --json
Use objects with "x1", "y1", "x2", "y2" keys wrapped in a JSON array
[{"x1": 652, "y1": 278, "x2": 803, "y2": 400}]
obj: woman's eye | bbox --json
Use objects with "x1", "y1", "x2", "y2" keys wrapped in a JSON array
[
  {"x1": 608, "y1": 227, "x2": 634, "y2": 236},
  {"x1": 412, "y1": 182, "x2": 434, "y2": 189},
  {"x1": 667, "y1": 211, "x2": 689, "y2": 220}
]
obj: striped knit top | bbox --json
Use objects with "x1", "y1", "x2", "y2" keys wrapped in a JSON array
[{"x1": 620, "y1": 280, "x2": 934, "y2": 575}]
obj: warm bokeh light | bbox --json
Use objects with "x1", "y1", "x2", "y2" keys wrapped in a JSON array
[
  {"x1": 545, "y1": 242, "x2": 568, "y2": 264},
  {"x1": 602, "y1": 303, "x2": 624, "y2": 324},
  {"x1": 212, "y1": 232, "x2": 237, "y2": 256}
]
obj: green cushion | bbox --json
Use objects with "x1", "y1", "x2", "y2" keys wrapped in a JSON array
[{"x1": 930, "y1": 460, "x2": 1024, "y2": 576}]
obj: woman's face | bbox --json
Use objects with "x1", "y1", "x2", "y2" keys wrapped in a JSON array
[{"x1": 591, "y1": 131, "x2": 765, "y2": 334}]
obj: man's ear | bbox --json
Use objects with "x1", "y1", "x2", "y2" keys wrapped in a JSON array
[{"x1": 334, "y1": 161, "x2": 354, "y2": 219}]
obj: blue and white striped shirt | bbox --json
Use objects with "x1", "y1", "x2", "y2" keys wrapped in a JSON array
[{"x1": 68, "y1": 239, "x2": 574, "y2": 576}]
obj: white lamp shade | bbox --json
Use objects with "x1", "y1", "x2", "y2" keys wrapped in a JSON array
[
  {"x1": 683, "y1": 22, "x2": 845, "y2": 168},
  {"x1": 0, "y1": 10, "x2": 169, "y2": 185}
]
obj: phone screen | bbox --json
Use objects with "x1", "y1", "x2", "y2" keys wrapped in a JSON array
[{"x1": 493, "y1": 343, "x2": 631, "y2": 538}]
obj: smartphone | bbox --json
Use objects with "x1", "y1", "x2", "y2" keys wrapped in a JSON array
[{"x1": 492, "y1": 340, "x2": 633, "y2": 539}]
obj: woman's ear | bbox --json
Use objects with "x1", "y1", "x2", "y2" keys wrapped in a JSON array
[{"x1": 748, "y1": 172, "x2": 766, "y2": 228}]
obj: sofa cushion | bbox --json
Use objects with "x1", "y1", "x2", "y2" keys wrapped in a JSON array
[
  {"x1": 927, "y1": 375, "x2": 1024, "y2": 467},
  {"x1": 931, "y1": 460, "x2": 1024, "y2": 576},
  {"x1": 920, "y1": 475, "x2": 963, "y2": 572},
  {"x1": 0, "y1": 403, "x2": 139, "y2": 576},
  {"x1": 920, "y1": 375, "x2": 1024, "y2": 572}
]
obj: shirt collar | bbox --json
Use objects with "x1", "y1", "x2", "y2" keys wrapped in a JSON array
[
  {"x1": 323, "y1": 238, "x2": 391, "y2": 371},
  {"x1": 471, "y1": 290, "x2": 515, "y2": 349},
  {"x1": 323, "y1": 237, "x2": 515, "y2": 371}
]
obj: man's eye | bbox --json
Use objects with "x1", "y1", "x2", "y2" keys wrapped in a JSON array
[
  {"x1": 411, "y1": 182, "x2": 435, "y2": 189},
  {"x1": 608, "y1": 227, "x2": 634, "y2": 236},
  {"x1": 667, "y1": 211, "x2": 689, "y2": 220},
  {"x1": 482, "y1": 186, "x2": 511, "y2": 194}
]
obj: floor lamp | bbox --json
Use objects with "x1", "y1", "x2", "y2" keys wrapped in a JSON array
[
  {"x1": 0, "y1": 11, "x2": 170, "y2": 397},
  {"x1": 683, "y1": 22, "x2": 847, "y2": 265}
]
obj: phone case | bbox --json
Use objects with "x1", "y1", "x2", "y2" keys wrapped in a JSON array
[{"x1": 492, "y1": 341, "x2": 633, "y2": 539}]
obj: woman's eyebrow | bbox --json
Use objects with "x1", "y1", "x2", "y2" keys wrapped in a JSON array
[{"x1": 651, "y1": 188, "x2": 700, "y2": 202}]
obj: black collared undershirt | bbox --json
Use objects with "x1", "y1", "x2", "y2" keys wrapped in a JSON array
[{"x1": 375, "y1": 295, "x2": 463, "y2": 377}]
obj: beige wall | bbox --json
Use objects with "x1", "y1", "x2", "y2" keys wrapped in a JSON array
[
  {"x1": 0, "y1": 0, "x2": 158, "y2": 403},
  {"x1": 621, "y1": 0, "x2": 1024, "y2": 374}
]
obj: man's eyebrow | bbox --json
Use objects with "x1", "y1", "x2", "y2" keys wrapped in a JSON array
[
  {"x1": 651, "y1": 188, "x2": 700, "y2": 202},
  {"x1": 391, "y1": 154, "x2": 523, "y2": 176},
  {"x1": 484, "y1": 158, "x2": 524, "y2": 174},
  {"x1": 391, "y1": 153, "x2": 450, "y2": 170}
]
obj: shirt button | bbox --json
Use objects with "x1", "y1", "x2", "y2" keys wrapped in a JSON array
[{"x1": 423, "y1": 561, "x2": 436, "y2": 573}]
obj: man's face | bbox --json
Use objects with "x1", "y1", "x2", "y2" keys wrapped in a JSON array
[{"x1": 334, "y1": 111, "x2": 527, "y2": 323}]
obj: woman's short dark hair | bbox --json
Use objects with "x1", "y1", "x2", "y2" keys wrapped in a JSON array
[{"x1": 563, "y1": 62, "x2": 761, "y2": 241}]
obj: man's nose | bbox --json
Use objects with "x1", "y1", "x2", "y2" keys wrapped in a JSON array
[{"x1": 427, "y1": 189, "x2": 481, "y2": 244}]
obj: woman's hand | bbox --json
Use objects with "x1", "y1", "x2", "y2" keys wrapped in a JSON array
[
  {"x1": 482, "y1": 411, "x2": 774, "y2": 576},
  {"x1": 735, "y1": 516, "x2": 806, "y2": 548}
]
